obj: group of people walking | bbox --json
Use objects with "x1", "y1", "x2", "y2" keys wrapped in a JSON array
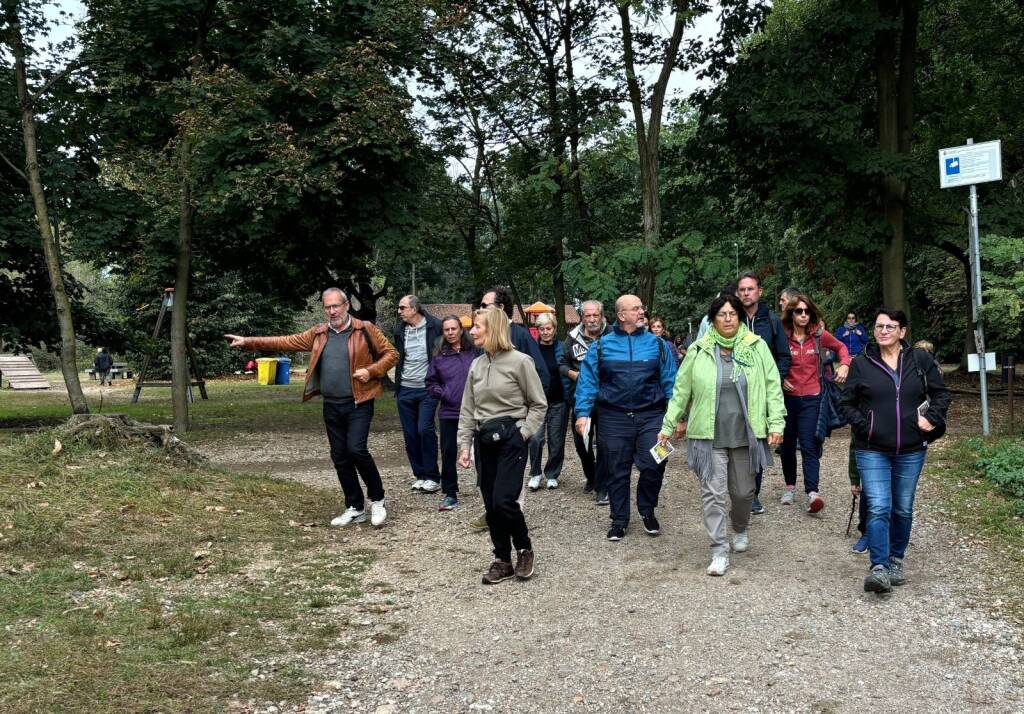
[{"x1": 225, "y1": 277, "x2": 950, "y2": 595}]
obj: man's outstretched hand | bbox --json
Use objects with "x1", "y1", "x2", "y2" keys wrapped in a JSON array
[{"x1": 224, "y1": 334, "x2": 245, "y2": 348}]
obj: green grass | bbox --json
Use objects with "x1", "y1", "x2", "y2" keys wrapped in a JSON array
[
  {"x1": 926, "y1": 436, "x2": 1024, "y2": 622},
  {"x1": 0, "y1": 377, "x2": 396, "y2": 440},
  {"x1": 0, "y1": 426, "x2": 381, "y2": 713}
]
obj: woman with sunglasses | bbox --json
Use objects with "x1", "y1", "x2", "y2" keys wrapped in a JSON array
[
  {"x1": 839, "y1": 308, "x2": 950, "y2": 593},
  {"x1": 779, "y1": 293, "x2": 851, "y2": 512}
]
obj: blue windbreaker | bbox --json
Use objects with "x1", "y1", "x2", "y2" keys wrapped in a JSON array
[{"x1": 573, "y1": 324, "x2": 677, "y2": 417}]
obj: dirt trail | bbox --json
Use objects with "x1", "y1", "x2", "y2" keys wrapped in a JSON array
[{"x1": 205, "y1": 424, "x2": 1024, "y2": 713}]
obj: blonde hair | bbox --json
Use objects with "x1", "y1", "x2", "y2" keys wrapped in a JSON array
[
  {"x1": 913, "y1": 339, "x2": 935, "y2": 355},
  {"x1": 534, "y1": 312, "x2": 557, "y2": 330},
  {"x1": 473, "y1": 308, "x2": 513, "y2": 353}
]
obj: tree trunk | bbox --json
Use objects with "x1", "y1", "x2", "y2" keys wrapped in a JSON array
[
  {"x1": 617, "y1": 0, "x2": 688, "y2": 310},
  {"x1": 875, "y1": 0, "x2": 917, "y2": 323},
  {"x1": 171, "y1": 2, "x2": 215, "y2": 434},
  {"x1": 562, "y1": 0, "x2": 593, "y2": 253},
  {"x1": 4, "y1": 1, "x2": 88, "y2": 414}
]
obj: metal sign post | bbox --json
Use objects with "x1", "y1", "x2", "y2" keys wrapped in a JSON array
[{"x1": 939, "y1": 138, "x2": 1001, "y2": 435}]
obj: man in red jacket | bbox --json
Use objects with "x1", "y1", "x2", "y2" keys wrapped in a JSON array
[{"x1": 226, "y1": 287, "x2": 398, "y2": 528}]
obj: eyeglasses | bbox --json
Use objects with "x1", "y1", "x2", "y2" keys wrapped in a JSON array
[
  {"x1": 397, "y1": 305, "x2": 412, "y2": 311},
  {"x1": 479, "y1": 302, "x2": 496, "y2": 309},
  {"x1": 621, "y1": 304, "x2": 645, "y2": 313},
  {"x1": 323, "y1": 302, "x2": 346, "y2": 311},
  {"x1": 875, "y1": 324, "x2": 900, "y2": 333},
  {"x1": 793, "y1": 308, "x2": 810, "y2": 315}
]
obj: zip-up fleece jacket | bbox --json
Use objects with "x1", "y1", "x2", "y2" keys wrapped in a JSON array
[
  {"x1": 244, "y1": 319, "x2": 399, "y2": 403},
  {"x1": 559, "y1": 322, "x2": 612, "y2": 404},
  {"x1": 745, "y1": 302, "x2": 791, "y2": 378},
  {"x1": 839, "y1": 341, "x2": 951, "y2": 454},
  {"x1": 835, "y1": 322, "x2": 870, "y2": 355},
  {"x1": 660, "y1": 330, "x2": 786, "y2": 439},
  {"x1": 784, "y1": 326, "x2": 851, "y2": 397},
  {"x1": 392, "y1": 312, "x2": 443, "y2": 395},
  {"x1": 425, "y1": 346, "x2": 479, "y2": 419},
  {"x1": 457, "y1": 349, "x2": 548, "y2": 449},
  {"x1": 573, "y1": 324, "x2": 677, "y2": 418}
]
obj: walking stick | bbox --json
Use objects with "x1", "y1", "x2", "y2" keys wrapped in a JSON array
[{"x1": 845, "y1": 494, "x2": 857, "y2": 537}]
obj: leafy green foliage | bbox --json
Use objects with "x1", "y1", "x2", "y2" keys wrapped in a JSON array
[{"x1": 973, "y1": 439, "x2": 1024, "y2": 513}]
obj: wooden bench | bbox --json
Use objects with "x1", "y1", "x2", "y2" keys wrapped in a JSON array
[{"x1": 86, "y1": 362, "x2": 134, "y2": 380}]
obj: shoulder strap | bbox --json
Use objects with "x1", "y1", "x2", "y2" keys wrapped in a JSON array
[
  {"x1": 596, "y1": 335, "x2": 603, "y2": 371},
  {"x1": 360, "y1": 324, "x2": 379, "y2": 362},
  {"x1": 911, "y1": 348, "x2": 930, "y2": 396},
  {"x1": 814, "y1": 333, "x2": 824, "y2": 381}
]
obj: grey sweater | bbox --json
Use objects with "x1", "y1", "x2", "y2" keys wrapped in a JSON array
[{"x1": 457, "y1": 349, "x2": 548, "y2": 449}]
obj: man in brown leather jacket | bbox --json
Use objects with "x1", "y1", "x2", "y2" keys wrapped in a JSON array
[{"x1": 226, "y1": 287, "x2": 399, "y2": 528}]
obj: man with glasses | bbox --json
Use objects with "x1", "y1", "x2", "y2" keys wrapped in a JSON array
[
  {"x1": 836, "y1": 311, "x2": 869, "y2": 356},
  {"x1": 225, "y1": 288, "x2": 399, "y2": 528},
  {"x1": 560, "y1": 300, "x2": 612, "y2": 501},
  {"x1": 393, "y1": 295, "x2": 444, "y2": 493},
  {"x1": 573, "y1": 295, "x2": 678, "y2": 541},
  {"x1": 735, "y1": 272, "x2": 791, "y2": 514}
]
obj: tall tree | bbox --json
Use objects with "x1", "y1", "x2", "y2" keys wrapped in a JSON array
[{"x1": 2, "y1": 0, "x2": 88, "y2": 413}]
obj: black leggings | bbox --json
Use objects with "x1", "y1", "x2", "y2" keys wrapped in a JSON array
[{"x1": 475, "y1": 432, "x2": 531, "y2": 561}]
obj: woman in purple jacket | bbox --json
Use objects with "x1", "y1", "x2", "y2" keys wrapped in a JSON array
[{"x1": 426, "y1": 316, "x2": 479, "y2": 511}]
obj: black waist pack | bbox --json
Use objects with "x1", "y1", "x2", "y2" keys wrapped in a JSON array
[{"x1": 477, "y1": 416, "x2": 519, "y2": 444}]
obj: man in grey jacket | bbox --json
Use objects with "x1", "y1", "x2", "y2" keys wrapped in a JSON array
[{"x1": 560, "y1": 300, "x2": 611, "y2": 502}]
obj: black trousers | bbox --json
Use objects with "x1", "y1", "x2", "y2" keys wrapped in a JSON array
[
  {"x1": 475, "y1": 431, "x2": 531, "y2": 562},
  {"x1": 323, "y1": 400, "x2": 384, "y2": 510},
  {"x1": 439, "y1": 418, "x2": 460, "y2": 497},
  {"x1": 570, "y1": 405, "x2": 607, "y2": 490}
]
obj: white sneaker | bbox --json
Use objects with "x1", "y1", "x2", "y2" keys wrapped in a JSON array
[
  {"x1": 707, "y1": 554, "x2": 730, "y2": 576},
  {"x1": 732, "y1": 533, "x2": 749, "y2": 553},
  {"x1": 369, "y1": 499, "x2": 387, "y2": 527},
  {"x1": 528, "y1": 475, "x2": 542, "y2": 491},
  {"x1": 546, "y1": 478, "x2": 559, "y2": 490},
  {"x1": 330, "y1": 507, "x2": 367, "y2": 527},
  {"x1": 781, "y1": 488, "x2": 795, "y2": 506},
  {"x1": 419, "y1": 479, "x2": 441, "y2": 493},
  {"x1": 411, "y1": 479, "x2": 425, "y2": 491}
]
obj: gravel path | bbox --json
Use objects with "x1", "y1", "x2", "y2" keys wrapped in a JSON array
[{"x1": 205, "y1": 424, "x2": 1024, "y2": 713}]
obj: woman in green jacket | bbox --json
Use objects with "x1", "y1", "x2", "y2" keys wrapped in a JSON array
[{"x1": 659, "y1": 294, "x2": 786, "y2": 576}]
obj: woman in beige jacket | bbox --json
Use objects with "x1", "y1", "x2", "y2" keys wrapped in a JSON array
[{"x1": 458, "y1": 308, "x2": 547, "y2": 585}]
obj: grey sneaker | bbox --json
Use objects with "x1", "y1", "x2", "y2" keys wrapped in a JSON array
[
  {"x1": 780, "y1": 488, "x2": 795, "y2": 506},
  {"x1": 595, "y1": 490, "x2": 609, "y2": 506},
  {"x1": 864, "y1": 564, "x2": 892, "y2": 593},
  {"x1": 732, "y1": 532, "x2": 749, "y2": 553},
  {"x1": 889, "y1": 557, "x2": 906, "y2": 586}
]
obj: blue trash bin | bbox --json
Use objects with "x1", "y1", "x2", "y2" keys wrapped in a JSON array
[{"x1": 275, "y1": 357, "x2": 291, "y2": 385}]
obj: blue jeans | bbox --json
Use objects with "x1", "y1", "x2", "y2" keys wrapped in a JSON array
[
  {"x1": 856, "y1": 449, "x2": 927, "y2": 568},
  {"x1": 781, "y1": 394, "x2": 822, "y2": 493},
  {"x1": 396, "y1": 387, "x2": 440, "y2": 480},
  {"x1": 597, "y1": 407, "x2": 664, "y2": 527},
  {"x1": 528, "y1": 401, "x2": 568, "y2": 479},
  {"x1": 323, "y1": 400, "x2": 384, "y2": 510}
]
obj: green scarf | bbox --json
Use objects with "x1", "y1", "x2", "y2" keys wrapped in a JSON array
[{"x1": 703, "y1": 323, "x2": 756, "y2": 381}]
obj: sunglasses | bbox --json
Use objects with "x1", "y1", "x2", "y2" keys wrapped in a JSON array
[{"x1": 793, "y1": 308, "x2": 810, "y2": 315}]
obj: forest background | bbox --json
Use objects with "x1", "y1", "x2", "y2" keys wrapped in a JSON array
[{"x1": 2, "y1": 0, "x2": 1023, "y2": 430}]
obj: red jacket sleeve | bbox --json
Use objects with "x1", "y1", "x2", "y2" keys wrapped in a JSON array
[{"x1": 821, "y1": 329, "x2": 851, "y2": 366}]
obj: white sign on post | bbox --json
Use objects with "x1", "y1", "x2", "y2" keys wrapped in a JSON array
[
  {"x1": 938, "y1": 140, "x2": 1002, "y2": 189},
  {"x1": 968, "y1": 353, "x2": 997, "y2": 373}
]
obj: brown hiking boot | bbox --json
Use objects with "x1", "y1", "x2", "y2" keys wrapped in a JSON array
[
  {"x1": 468, "y1": 513, "x2": 489, "y2": 531},
  {"x1": 481, "y1": 560, "x2": 514, "y2": 585},
  {"x1": 515, "y1": 549, "x2": 535, "y2": 580}
]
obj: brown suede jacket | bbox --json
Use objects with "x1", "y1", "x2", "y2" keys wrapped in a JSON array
[{"x1": 244, "y1": 318, "x2": 399, "y2": 403}]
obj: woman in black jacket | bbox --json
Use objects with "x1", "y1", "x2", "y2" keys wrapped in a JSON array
[{"x1": 839, "y1": 308, "x2": 950, "y2": 595}]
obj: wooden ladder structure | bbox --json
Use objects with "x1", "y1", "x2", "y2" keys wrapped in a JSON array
[
  {"x1": 131, "y1": 288, "x2": 209, "y2": 403},
  {"x1": 0, "y1": 354, "x2": 51, "y2": 390}
]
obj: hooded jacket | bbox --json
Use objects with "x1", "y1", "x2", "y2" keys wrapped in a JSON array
[
  {"x1": 425, "y1": 345, "x2": 478, "y2": 419},
  {"x1": 839, "y1": 341, "x2": 951, "y2": 454},
  {"x1": 660, "y1": 328, "x2": 786, "y2": 440},
  {"x1": 392, "y1": 312, "x2": 443, "y2": 395}
]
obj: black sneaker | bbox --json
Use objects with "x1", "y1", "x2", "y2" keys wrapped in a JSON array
[
  {"x1": 583, "y1": 480, "x2": 595, "y2": 494},
  {"x1": 641, "y1": 513, "x2": 661, "y2": 536},
  {"x1": 863, "y1": 564, "x2": 892, "y2": 594},
  {"x1": 607, "y1": 525, "x2": 625, "y2": 541},
  {"x1": 595, "y1": 490, "x2": 609, "y2": 506},
  {"x1": 751, "y1": 498, "x2": 766, "y2": 515}
]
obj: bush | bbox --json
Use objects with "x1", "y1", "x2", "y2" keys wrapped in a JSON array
[{"x1": 975, "y1": 438, "x2": 1024, "y2": 510}]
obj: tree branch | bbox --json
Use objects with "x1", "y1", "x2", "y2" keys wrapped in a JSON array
[
  {"x1": 0, "y1": 147, "x2": 28, "y2": 182},
  {"x1": 29, "y1": 60, "x2": 81, "y2": 107}
]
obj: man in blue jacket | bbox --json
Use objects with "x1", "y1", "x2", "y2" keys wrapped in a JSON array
[
  {"x1": 736, "y1": 272, "x2": 792, "y2": 514},
  {"x1": 836, "y1": 312, "x2": 869, "y2": 356},
  {"x1": 393, "y1": 295, "x2": 444, "y2": 493},
  {"x1": 574, "y1": 295, "x2": 677, "y2": 541}
]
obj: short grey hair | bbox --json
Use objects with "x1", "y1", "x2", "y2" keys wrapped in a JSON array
[
  {"x1": 402, "y1": 294, "x2": 423, "y2": 315},
  {"x1": 322, "y1": 287, "x2": 348, "y2": 302},
  {"x1": 581, "y1": 300, "x2": 603, "y2": 314},
  {"x1": 534, "y1": 312, "x2": 557, "y2": 329}
]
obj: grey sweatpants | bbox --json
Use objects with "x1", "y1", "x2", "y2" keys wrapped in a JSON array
[{"x1": 699, "y1": 447, "x2": 756, "y2": 555}]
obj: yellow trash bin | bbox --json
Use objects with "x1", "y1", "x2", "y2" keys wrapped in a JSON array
[{"x1": 256, "y1": 358, "x2": 279, "y2": 385}]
